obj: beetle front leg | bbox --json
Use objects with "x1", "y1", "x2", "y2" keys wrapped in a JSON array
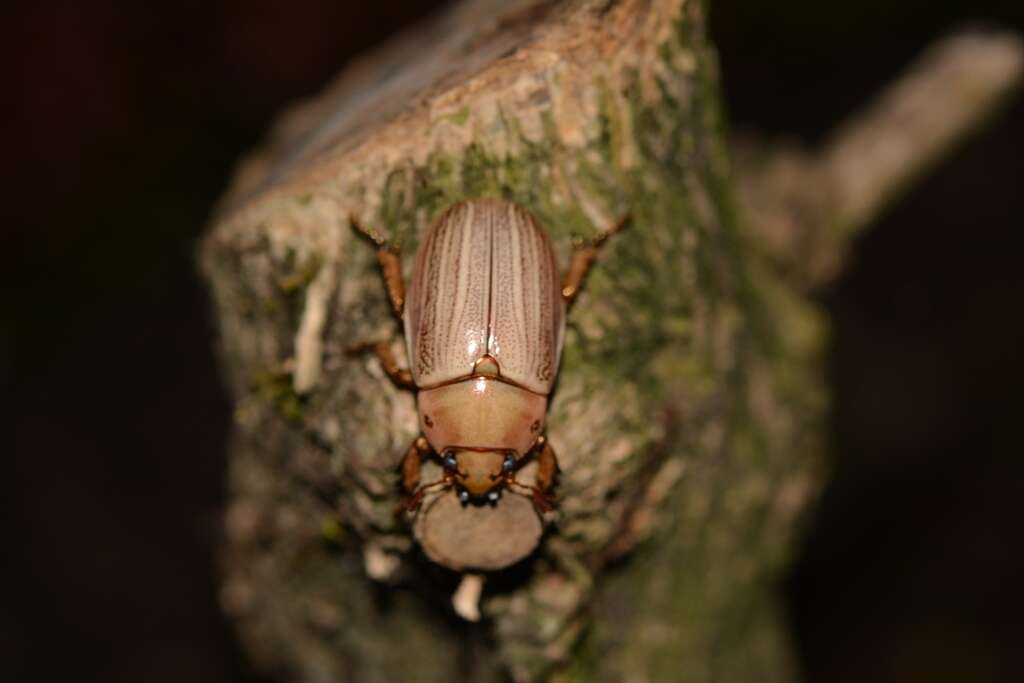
[
  {"x1": 508, "y1": 435, "x2": 559, "y2": 513},
  {"x1": 399, "y1": 436, "x2": 445, "y2": 512},
  {"x1": 561, "y1": 214, "x2": 629, "y2": 307},
  {"x1": 351, "y1": 214, "x2": 406, "y2": 317},
  {"x1": 400, "y1": 436, "x2": 430, "y2": 495},
  {"x1": 533, "y1": 436, "x2": 560, "y2": 495}
]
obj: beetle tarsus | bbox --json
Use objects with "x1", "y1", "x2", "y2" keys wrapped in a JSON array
[
  {"x1": 350, "y1": 213, "x2": 387, "y2": 246},
  {"x1": 402, "y1": 490, "x2": 425, "y2": 513},
  {"x1": 533, "y1": 491, "x2": 556, "y2": 513},
  {"x1": 561, "y1": 214, "x2": 630, "y2": 306},
  {"x1": 527, "y1": 486, "x2": 557, "y2": 513},
  {"x1": 592, "y1": 213, "x2": 630, "y2": 246},
  {"x1": 507, "y1": 477, "x2": 558, "y2": 514},
  {"x1": 403, "y1": 477, "x2": 452, "y2": 514}
]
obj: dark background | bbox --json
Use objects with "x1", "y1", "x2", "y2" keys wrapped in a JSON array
[{"x1": 5, "y1": 1, "x2": 1022, "y2": 681}]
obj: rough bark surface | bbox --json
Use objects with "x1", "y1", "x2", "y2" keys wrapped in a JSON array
[{"x1": 199, "y1": 0, "x2": 1021, "y2": 681}]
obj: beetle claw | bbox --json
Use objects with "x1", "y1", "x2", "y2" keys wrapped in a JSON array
[
  {"x1": 345, "y1": 340, "x2": 373, "y2": 355},
  {"x1": 393, "y1": 498, "x2": 419, "y2": 524},
  {"x1": 401, "y1": 492, "x2": 424, "y2": 514},
  {"x1": 531, "y1": 490, "x2": 557, "y2": 513}
]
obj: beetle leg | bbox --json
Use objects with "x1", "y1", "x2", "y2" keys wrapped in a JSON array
[
  {"x1": 351, "y1": 214, "x2": 406, "y2": 317},
  {"x1": 399, "y1": 436, "x2": 450, "y2": 512},
  {"x1": 561, "y1": 214, "x2": 630, "y2": 306},
  {"x1": 533, "y1": 436, "x2": 560, "y2": 494},
  {"x1": 507, "y1": 479, "x2": 556, "y2": 514},
  {"x1": 400, "y1": 436, "x2": 430, "y2": 494},
  {"x1": 507, "y1": 436, "x2": 559, "y2": 513},
  {"x1": 348, "y1": 340, "x2": 416, "y2": 390},
  {"x1": 403, "y1": 478, "x2": 453, "y2": 513},
  {"x1": 400, "y1": 436, "x2": 455, "y2": 512}
]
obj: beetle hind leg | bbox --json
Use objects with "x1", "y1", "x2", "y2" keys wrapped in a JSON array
[
  {"x1": 351, "y1": 214, "x2": 406, "y2": 317},
  {"x1": 561, "y1": 214, "x2": 630, "y2": 306}
]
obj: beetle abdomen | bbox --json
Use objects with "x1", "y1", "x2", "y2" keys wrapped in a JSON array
[{"x1": 404, "y1": 199, "x2": 565, "y2": 395}]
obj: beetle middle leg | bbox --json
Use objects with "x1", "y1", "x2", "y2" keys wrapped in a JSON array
[
  {"x1": 561, "y1": 214, "x2": 630, "y2": 306},
  {"x1": 348, "y1": 340, "x2": 416, "y2": 390},
  {"x1": 351, "y1": 214, "x2": 406, "y2": 316}
]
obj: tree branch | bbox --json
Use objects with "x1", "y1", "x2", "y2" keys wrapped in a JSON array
[{"x1": 737, "y1": 29, "x2": 1024, "y2": 288}]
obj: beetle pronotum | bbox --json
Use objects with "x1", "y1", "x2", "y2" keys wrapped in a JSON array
[{"x1": 352, "y1": 198, "x2": 624, "y2": 514}]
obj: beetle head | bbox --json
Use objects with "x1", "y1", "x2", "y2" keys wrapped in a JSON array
[{"x1": 441, "y1": 449, "x2": 516, "y2": 502}]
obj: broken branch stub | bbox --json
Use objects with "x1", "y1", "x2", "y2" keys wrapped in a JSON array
[{"x1": 415, "y1": 491, "x2": 544, "y2": 572}]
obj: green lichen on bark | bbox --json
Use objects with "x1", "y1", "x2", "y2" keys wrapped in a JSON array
[{"x1": 200, "y1": 1, "x2": 826, "y2": 681}]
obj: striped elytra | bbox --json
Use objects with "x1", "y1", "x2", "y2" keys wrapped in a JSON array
[{"x1": 403, "y1": 199, "x2": 566, "y2": 396}]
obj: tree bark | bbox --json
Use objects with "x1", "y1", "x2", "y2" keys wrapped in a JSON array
[{"x1": 199, "y1": 1, "x2": 1022, "y2": 681}]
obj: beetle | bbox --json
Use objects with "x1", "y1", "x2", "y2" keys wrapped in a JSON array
[{"x1": 352, "y1": 198, "x2": 623, "y2": 514}]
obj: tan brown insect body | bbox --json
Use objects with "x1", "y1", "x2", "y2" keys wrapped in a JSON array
[{"x1": 353, "y1": 198, "x2": 621, "y2": 514}]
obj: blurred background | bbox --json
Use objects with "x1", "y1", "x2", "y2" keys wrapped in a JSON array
[{"x1": 4, "y1": 1, "x2": 1022, "y2": 681}]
